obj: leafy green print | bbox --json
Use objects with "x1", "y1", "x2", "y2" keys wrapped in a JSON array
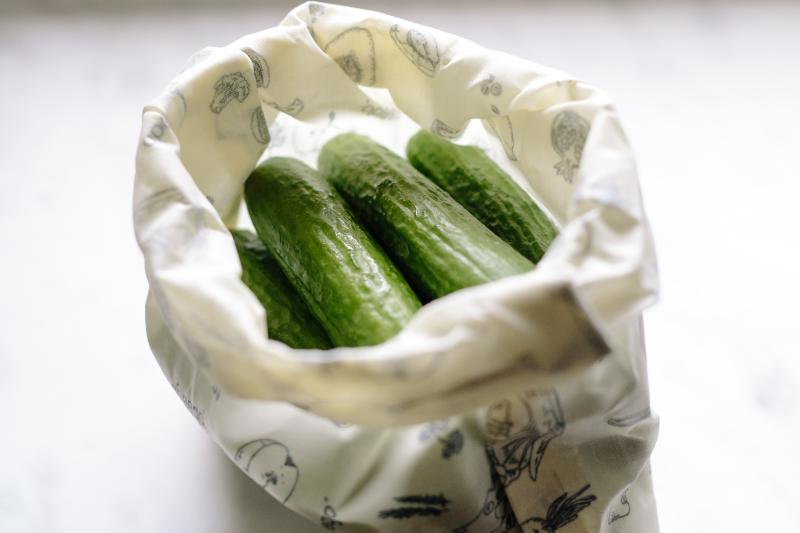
[
  {"x1": 378, "y1": 494, "x2": 451, "y2": 520},
  {"x1": 523, "y1": 484, "x2": 597, "y2": 532}
]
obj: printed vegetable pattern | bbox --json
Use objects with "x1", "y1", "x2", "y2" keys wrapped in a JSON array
[{"x1": 138, "y1": 4, "x2": 655, "y2": 532}]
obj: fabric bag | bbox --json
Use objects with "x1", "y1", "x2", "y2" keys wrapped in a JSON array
[{"x1": 133, "y1": 2, "x2": 659, "y2": 531}]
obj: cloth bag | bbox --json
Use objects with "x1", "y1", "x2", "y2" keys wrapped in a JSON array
[{"x1": 133, "y1": 2, "x2": 659, "y2": 531}]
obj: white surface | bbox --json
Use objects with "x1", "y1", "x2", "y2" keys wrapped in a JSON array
[{"x1": 1, "y1": 2, "x2": 798, "y2": 532}]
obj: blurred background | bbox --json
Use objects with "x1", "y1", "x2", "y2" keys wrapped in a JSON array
[{"x1": 1, "y1": 0, "x2": 798, "y2": 531}]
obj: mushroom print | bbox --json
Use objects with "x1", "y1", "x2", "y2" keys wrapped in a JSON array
[
  {"x1": 390, "y1": 24, "x2": 440, "y2": 76},
  {"x1": 234, "y1": 439, "x2": 299, "y2": 503},
  {"x1": 209, "y1": 72, "x2": 250, "y2": 114},
  {"x1": 324, "y1": 27, "x2": 376, "y2": 86},
  {"x1": 551, "y1": 110, "x2": 589, "y2": 183}
]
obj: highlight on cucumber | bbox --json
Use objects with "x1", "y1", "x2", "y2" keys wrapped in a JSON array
[{"x1": 231, "y1": 131, "x2": 558, "y2": 349}]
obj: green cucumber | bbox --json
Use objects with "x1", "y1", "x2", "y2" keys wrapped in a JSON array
[
  {"x1": 231, "y1": 229, "x2": 332, "y2": 350},
  {"x1": 406, "y1": 129, "x2": 558, "y2": 262},
  {"x1": 318, "y1": 133, "x2": 534, "y2": 301},
  {"x1": 244, "y1": 157, "x2": 420, "y2": 347}
]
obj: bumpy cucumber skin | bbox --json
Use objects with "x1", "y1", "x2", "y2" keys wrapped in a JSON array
[
  {"x1": 231, "y1": 229, "x2": 332, "y2": 350},
  {"x1": 318, "y1": 133, "x2": 534, "y2": 301},
  {"x1": 406, "y1": 129, "x2": 558, "y2": 263},
  {"x1": 244, "y1": 157, "x2": 420, "y2": 347}
]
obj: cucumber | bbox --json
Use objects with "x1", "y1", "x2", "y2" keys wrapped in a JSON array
[
  {"x1": 231, "y1": 229, "x2": 332, "y2": 350},
  {"x1": 244, "y1": 157, "x2": 421, "y2": 347},
  {"x1": 406, "y1": 129, "x2": 558, "y2": 263},
  {"x1": 318, "y1": 133, "x2": 534, "y2": 301}
]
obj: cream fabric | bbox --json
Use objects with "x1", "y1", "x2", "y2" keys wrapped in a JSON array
[{"x1": 133, "y1": 3, "x2": 659, "y2": 531}]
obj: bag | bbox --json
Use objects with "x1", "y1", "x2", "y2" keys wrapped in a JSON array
[{"x1": 133, "y1": 2, "x2": 660, "y2": 531}]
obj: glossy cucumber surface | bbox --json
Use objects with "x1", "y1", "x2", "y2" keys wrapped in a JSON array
[
  {"x1": 407, "y1": 129, "x2": 558, "y2": 262},
  {"x1": 318, "y1": 133, "x2": 534, "y2": 301},
  {"x1": 244, "y1": 157, "x2": 421, "y2": 347},
  {"x1": 232, "y1": 229, "x2": 332, "y2": 349}
]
